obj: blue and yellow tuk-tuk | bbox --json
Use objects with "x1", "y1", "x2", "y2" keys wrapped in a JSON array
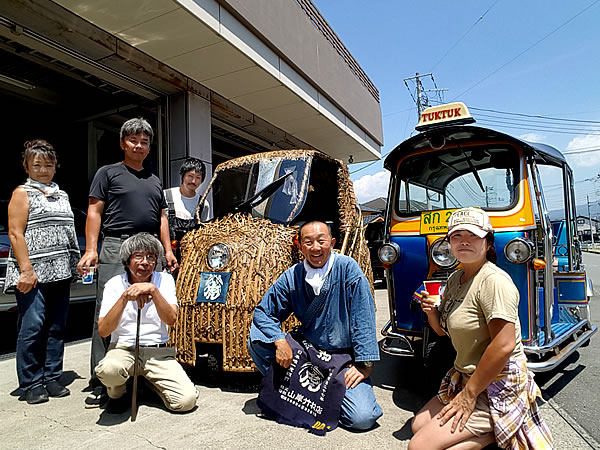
[{"x1": 379, "y1": 102, "x2": 597, "y2": 372}]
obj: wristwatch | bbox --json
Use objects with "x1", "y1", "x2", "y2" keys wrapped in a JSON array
[{"x1": 357, "y1": 361, "x2": 374, "y2": 368}]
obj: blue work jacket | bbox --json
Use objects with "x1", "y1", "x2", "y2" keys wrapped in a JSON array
[{"x1": 250, "y1": 254, "x2": 380, "y2": 362}]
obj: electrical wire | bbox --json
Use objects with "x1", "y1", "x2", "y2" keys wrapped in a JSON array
[
  {"x1": 473, "y1": 113, "x2": 600, "y2": 131},
  {"x1": 477, "y1": 120, "x2": 600, "y2": 136},
  {"x1": 470, "y1": 106, "x2": 600, "y2": 124},
  {"x1": 452, "y1": 0, "x2": 600, "y2": 100},
  {"x1": 429, "y1": 0, "x2": 501, "y2": 71},
  {"x1": 349, "y1": 160, "x2": 380, "y2": 174}
]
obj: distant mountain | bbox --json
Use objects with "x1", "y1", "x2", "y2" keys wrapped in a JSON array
[{"x1": 549, "y1": 203, "x2": 600, "y2": 222}]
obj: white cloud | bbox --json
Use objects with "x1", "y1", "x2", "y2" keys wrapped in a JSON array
[
  {"x1": 518, "y1": 133, "x2": 546, "y2": 143},
  {"x1": 353, "y1": 170, "x2": 390, "y2": 204},
  {"x1": 565, "y1": 134, "x2": 600, "y2": 168}
]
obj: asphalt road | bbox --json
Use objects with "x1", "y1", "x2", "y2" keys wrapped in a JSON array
[{"x1": 534, "y1": 252, "x2": 600, "y2": 445}]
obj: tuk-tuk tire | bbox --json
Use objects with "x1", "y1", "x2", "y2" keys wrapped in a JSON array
[{"x1": 423, "y1": 336, "x2": 455, "y2": 383}]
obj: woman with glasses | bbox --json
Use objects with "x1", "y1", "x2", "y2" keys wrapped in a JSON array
[
  {"x1": 409, "y1": 208, "x2": 553, "y2": 450},
  {"x1": 94, "y1": 233, "x2": 197, "y2": 414},
  {"x1": 6, "y1": 140, "x2": 80, "y2": 404}
]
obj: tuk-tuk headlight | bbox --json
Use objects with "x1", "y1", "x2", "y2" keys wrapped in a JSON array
[
  {"x1": 207, "y1": 243, "x2": 230, "y2": 269},
  {"x1": 504, "y1": 238, "x2": 534, "y2": 264},
  {"x1": 430, "y1": 238, "x2": 457, "y2": 269},
  {"x1": 378, "y1": 243, "x2": 400, "y2": 264}
]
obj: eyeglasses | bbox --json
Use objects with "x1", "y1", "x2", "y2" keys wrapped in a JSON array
[{"x1": 132, "y1": 254, "x2": 157, "y2": 264}]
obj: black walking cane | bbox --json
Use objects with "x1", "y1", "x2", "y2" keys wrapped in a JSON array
[{"x1": 131, "y1": 305, "x2": 141, "y2": 422}]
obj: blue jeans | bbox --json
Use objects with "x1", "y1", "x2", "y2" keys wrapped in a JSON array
[
  {"x1": 248, "y1": 339, "x2": 383, "y2": 430},
  {"x1": 16, "y1": 279, "x2": 71, "y2": 392}
]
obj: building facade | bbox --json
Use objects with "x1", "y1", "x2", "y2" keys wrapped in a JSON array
[{"x1": 0, "y1": 0, "x2": 382, "y2": 217}]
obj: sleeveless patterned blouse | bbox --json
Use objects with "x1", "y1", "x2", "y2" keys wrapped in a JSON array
[{"x1": 4, "y1": 183, "x2": 80, "y2": 290}]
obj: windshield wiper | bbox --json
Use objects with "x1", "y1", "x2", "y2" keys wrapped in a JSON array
[
  {"x1": 458, "y1": 144, "x2": 485, "y2": 193},
  {"x1": 232, "y1": 171, "x2": 294, "y2": 213}
]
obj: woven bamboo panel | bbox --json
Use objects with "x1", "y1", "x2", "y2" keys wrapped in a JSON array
[
  {"x1": 171, "y1": 214, "x2": 300, "y2": 371},
  {"x1": 172, "y1": 150, "x2": 375, "y2": 372}
]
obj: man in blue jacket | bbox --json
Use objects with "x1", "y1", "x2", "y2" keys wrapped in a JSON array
[{"x1": 249, "y1": 220, "x2": 383, "y2": 430}]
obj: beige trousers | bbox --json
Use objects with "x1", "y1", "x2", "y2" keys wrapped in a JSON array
[{"x1": 95, "y1": 343, "x2": 198, "y2": 412}]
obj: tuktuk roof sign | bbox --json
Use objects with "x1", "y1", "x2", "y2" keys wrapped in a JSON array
[{"x1": 415, "y1": 102, "x2": 475, "y2": 131}]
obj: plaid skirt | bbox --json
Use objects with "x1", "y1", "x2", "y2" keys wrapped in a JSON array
[{"x1": 437, "y1": 358, "x2": 553, "y2": 449}]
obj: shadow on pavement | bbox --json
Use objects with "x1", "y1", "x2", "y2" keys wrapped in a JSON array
[
  {"x1": 9, "y1": 369, "x2": 83, "y2": 400},
  {"x1": 533, "y1": 351, "x2": 586, "y2": 401},
  {"x1": 242, "y1": 397, "x2": 261, "y2": 415},
  {"x1": 392, "y1": 419, "x2": 413, "y2": 441},
  {"x1": 186, "y1": 355, "x2": 262, "y2": 394}
]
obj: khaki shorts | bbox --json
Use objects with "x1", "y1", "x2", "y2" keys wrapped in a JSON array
[{"x1": 461, "y1": 377, "x2": 494, "y2": 436}]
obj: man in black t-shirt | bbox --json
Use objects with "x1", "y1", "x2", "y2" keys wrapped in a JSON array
[{"x1": 77, "y1": 117, "x2": 177, "y2": 408}]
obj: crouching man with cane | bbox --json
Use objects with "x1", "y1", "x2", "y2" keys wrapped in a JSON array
[{"x1": 95, "y1": 233, "x2": 197, "y2": 415}]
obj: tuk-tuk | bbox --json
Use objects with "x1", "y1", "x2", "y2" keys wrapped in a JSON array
[
  {"x1": 379, "y1": 102, "x2": 597, "y2": 372},
  {"x1": 170, "y1": 149, "x2": 373, "y2": 374}
]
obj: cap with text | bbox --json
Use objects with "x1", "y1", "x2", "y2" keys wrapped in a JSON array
[{"x1": 447, "y1": 207, "x2": 493, "y2": 238}]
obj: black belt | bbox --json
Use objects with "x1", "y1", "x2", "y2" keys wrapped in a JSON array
[
  {"x1": 103, "y1": 232, "x2": 159, "y2": 239},
  {"x1": 139, "y1": 343, "x2": 168, "y2": 348}
]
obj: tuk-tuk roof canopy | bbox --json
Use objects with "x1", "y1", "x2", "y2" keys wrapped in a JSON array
[{"x1": 384, "y1": 125, "x2": 569, "y2": 172}]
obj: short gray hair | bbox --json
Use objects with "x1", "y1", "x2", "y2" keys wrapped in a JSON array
[
  {"x1": 120, "y1": 233, "x2": 164, "y2": 271},
  {"x1": 120, "y1": 117, "x2": 154, "y2": 142}
]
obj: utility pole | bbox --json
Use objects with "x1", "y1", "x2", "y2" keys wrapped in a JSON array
[
  {"x1": 403, "y1": 73, "x2": 448, "y2": 119},
  {"x1": 587, "y1": 195, "x2": 594, "y2": 245}
]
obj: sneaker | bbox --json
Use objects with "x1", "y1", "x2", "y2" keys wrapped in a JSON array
[
  {"x1": 45, "y1": 381, "x2": 70, "y2": 398},
  {"x1": 106, "y1": 394, "x2": 130, "y2": 414},
  {"x1": 84, "y1": 385, "x2": 108, "y2": 409},
  {"x1": 25, "y1": 386, "x2": 49, "y2": 405}
]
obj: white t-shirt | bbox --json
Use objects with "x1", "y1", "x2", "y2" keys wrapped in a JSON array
[
  {"x1": 99, "y1": 272, "x2": 178, "y2": 346},
  {"x1": 165, "y1": 187, "x2": 210, "y2": 222}
]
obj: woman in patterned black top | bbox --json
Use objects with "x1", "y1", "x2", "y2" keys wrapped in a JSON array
[{"x1": 6, "y1": 140, "x2": 79, "y2": 405}]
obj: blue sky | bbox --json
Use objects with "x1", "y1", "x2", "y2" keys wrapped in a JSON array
[{"x1": 313, "y1": 0, "x2": 600, "y2": 213}]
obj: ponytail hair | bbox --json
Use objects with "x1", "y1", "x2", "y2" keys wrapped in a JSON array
[{"x1": 485, "y1": 233, "x2": 497, "y2": 264}]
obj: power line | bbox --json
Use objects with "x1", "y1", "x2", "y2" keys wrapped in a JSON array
[
  {"x1": 453, "y1": 0, "x2": 600, "y2": 100},
  {"x1": 563, "y1": 147, "x2": 600, "y2": 155},
  {"x1": 474, "y1": 112, "x2": 600, "y2": 131},
  {"x1": 430, "y1": 0, "x2": 500, "y2": 71},
  {"x1": 350, "y1": 160, "x2": 379, "y2": 175},
  {"x1": 477, "y1": 120, "x2": 600, "y2": 136},
  {"x1": 470, "y1": 106, "x2": 600, "y2": 124}
]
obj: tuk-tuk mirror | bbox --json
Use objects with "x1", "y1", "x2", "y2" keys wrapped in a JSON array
[{"x1": 490, "y1": 153, "x2": 518, "y2": 169}]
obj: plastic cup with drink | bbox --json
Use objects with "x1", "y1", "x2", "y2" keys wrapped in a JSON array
[
  {"x1": 82, "y1": 266, "x2": 95, "y2": 284},
  {"x1": 423, "y1": 280, "x2": 442, "y2": 307}
]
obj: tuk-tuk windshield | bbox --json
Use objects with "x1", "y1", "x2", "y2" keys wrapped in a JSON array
[
  {"x1": 211, "y1": 157, "x2": 310, "y2": 224},
  {"x1": 396, "y1": 145, "x2": 520, "y2": 214}
]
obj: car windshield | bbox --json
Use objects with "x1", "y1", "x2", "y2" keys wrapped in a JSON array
[
  {"x1": 210, "y1": 156, "x2": 310, "y2": 224},
  {"x1": 395, "y1": 145, "x2": 520, "y2": 214}
]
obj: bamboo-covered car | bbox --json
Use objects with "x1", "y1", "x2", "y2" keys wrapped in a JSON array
[{"x1": 170, "y1": 150, "x2": 373, "y2": 373}]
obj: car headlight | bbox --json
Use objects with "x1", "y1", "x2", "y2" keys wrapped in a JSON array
[
  {"x1": 504, "y1": 238, "x2": 534, "y2": 264},
  {"x1": 207, "y1": 243, "x2": 230, "y2": 269},
  {"x1": 378, "y1": 243, "x2": 400, "y2": 264},
  {"x1": 430, "y1": 238, "x2": 457, "y2": 269}
]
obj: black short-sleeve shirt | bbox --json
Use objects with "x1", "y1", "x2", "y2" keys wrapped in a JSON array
[{"x1": 89, "y1": 162, "x2": 167, "y2": 235}]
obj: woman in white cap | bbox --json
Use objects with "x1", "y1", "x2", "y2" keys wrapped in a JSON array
[{"x1": 409, "y1": 207, "x2": 553, "y2": 450}]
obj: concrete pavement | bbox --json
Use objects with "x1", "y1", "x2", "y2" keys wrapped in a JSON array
[{"x1": 0, "y1": 289, "x2": 597, "y2": 449}]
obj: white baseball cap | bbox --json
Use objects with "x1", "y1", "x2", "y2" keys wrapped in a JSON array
[{"x1": 447, "y1": 207, "x2": 493, "y2": 238}]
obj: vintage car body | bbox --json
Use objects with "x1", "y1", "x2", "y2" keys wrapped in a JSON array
[{"x1": 171, "y1": 150, "x2": 373, "y2": 373}]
